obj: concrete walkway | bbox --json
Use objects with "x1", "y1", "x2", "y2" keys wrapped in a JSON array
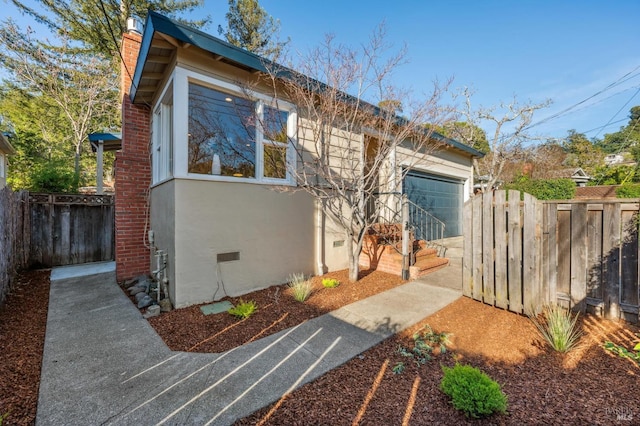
[{"x1": 37, "y1": 259, "x2": 462, "y2": 426}]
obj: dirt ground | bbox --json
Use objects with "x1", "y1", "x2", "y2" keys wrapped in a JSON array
[{"x1": 1, "y1": 268, "x2": 639, "y2": 425}]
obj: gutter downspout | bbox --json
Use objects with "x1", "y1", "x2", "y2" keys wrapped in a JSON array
[{"x1": 315, "y1": 198, "x2": 325, "y2": 275}]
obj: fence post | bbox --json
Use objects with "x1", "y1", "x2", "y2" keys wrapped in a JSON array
[{"x1": 401, "y1": 194, "x2": 410, "y2": 280}]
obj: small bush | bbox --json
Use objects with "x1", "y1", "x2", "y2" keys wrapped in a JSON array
[
  {"x1": 504, "y1": 176, "x2": 575, "y2": 200},
  {"x1": 228, "y1": 299, "x2": 256, "y2": 319},
  {"x1": 529, "y1": 304, "x2": 582, "y2": 353},
  {"x1": 393, "y1": 325, "x2": 450, "y2": 373},
  {"x1": 288, "y1": 273, "x2": 313, "y2": 302},
  {"x1": 616, "y1": 183, "x2": 640, "y2": 198},
  {"x1": 322, "y1": 278, "x2": 340, "y2": 288},
  {"x1": 440, "y1": 364, "x2": 507, "y2": 418}
]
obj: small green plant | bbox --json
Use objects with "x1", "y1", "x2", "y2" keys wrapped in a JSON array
[
  {"x1": 528, "y1": 304, "x2": 582, "y2": 353},
  {"x1": 288, "y1": 273, "x2": 313, "y2": 302},
  {"x1": 604, "y1": 335, "x2": 640, "y2": 365},
  {"x1": 227, "y1": 299, "x2": 257, "y2": 319},
  {"x1": 321, "y1": 278, "x2": 340, "y2": 288},
  {"x1": 393, "y1": 325, "x2": 450, "y2": 373},
  {"x1": 440, "y1": 364, "x2": 507, "y2": 418}
]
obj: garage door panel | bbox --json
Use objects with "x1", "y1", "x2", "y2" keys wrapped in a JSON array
[{"x1": 404, "y1": 171, "x2": 463, "y2": 238}]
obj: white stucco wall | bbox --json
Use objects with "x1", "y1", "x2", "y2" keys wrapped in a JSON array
[{"x1": 170, "y1": 179, "x2": 316, "y2": 307}]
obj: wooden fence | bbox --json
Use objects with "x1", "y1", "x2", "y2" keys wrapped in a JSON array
[
  {"x1": 29, "y1": 193, "x2": 114, "y2": 267},
  {"x1": 0, "y1": 188, "x2": 30, "y2": 305},
  {"x1": 463, "y1": 190, "x2": 640, "y2": 323}
]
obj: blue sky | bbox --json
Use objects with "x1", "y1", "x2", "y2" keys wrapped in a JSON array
[
  {"x1": 3, "y1": 0, "x2": 639, "y2": 142},
  {"x1": 204, "y1": 0, "x2": 640, "y2": 142}
]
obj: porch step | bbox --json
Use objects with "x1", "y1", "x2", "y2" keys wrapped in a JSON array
[
  {"x1": 388, "y1": 246, "x2": 438, "y2": 263},
  {"x1": 409, "y1": 257, "x2": 450, "y2": 279}
]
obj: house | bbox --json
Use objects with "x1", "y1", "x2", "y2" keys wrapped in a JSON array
[
  {"x1": 116, "y1": 12, "x2": 483, "y2": 308},
  {"x1": 0, "y1": 132, "x2": 16, "y2": 189}
]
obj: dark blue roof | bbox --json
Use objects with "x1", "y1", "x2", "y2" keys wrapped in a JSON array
[
  {"x1": 88, "y1": 132, "x2": 122, "y2": 142},
  {"x1": 132, "y1": 11, "x2": 484, "y2": 158}
]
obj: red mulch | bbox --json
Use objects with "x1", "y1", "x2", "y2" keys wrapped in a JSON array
[
  {"x1": 2, "y1": 268, "x2": 640, "y2": 425},
  {"x1": 0, "y1": 269, "x2": 50, "y2": 426},
  {"x1": 147, "y1": 269, "x2": 406, "y2": 353}
]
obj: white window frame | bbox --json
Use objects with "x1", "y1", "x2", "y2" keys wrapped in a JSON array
[
  {"x1": 171, "y1": 67, "x2": 296, "y2": 186},
  {"x1": 0, "y1": 152, "x2": 5, "y2": 179},
  {"x1": 151, "y1": 80, "x2": 174, "y2": 185}
]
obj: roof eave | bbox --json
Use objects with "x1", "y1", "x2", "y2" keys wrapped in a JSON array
[{"x1": 0, "y1": 133, "x2": 16, "y2": 155}]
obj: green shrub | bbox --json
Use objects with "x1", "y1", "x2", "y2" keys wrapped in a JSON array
[
  {"x1": 440, "y1": 364, "x2": 507, "y2": 418},
  {"x1": 29, "y1": 161, "x2": 78, "y2": 193},
  {"x1": 504, "y1": 176, "x2": 575, "y2": 200},
  {"x1": 529, "y1": 304, "x2": 582, "y2": 353},
  {"x1": 393, "y1": 325, "x2": 450, "y2": 373},
  {"x1": 616, "y1": 183, "x2": 640, "y2": 198},
  {"x1": 321, "y1": 278, "x2": 340, "y2": 288},
  {"x1": 288, "y1": 273, "x2": 313, "y2": 302},
  {"x1": 228, "y1": 299, "x2": 256, "y2": 319},
  {"x1": 603, "y1": 335, "x2": 640, "y2": 364}
]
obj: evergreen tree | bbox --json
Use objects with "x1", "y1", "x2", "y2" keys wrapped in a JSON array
[
  {"x1": 218, "y1": 0, "x2": 288, "y2": 58},
  {"x1": 10, "y1": 0, "x2": 208, "y2": 56}
]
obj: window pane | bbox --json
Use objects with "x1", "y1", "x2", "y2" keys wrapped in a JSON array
[
  {"x1": 263, "y1": 106, "x2": 288, "y2": 143},
  {"x1": 188, "y1": 83, "x2": 256, "y2": 178},
  {"x1": 263, "y1": 144, "x2": 287, "y2": 179}
]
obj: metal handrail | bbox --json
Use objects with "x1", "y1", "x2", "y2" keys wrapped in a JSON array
[{"x1": 368, "y1": 192, "x2": 447, "y2": 261}]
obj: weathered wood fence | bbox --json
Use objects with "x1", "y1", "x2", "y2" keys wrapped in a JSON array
[
  {"x1": 0, "y1": 188, "x2": 30, "y2": 305},
  {"x1": 29, "y1": 193, "x2": 114, "y2": 267},
  {"x1": 463, "y1": 190, "x2": 640, "y2": 323}
]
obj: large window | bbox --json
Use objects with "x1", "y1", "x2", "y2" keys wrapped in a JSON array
[{"x1": 188, "y1": 82, "x2": 292, "y2": 182}]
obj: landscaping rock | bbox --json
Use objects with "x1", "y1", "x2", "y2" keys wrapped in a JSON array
[
  {"x1": 159, "y1": 298, "x2": 172, "y2": 313},
  {"x1": 143, "y1": 305, "x2": 161, "y2": 318},
  {"x1": 128, "y1": 286, "x2": 146, "y2": 296},
  {"x1": 135, "y1": 292, "x2": 148, "y2": 302},
  {"x1": 137, "y1": 295, "x2": 154, "y2": 309}
]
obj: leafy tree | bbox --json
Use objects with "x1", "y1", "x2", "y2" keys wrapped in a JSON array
[
  {"x1": 218, "y1": 0, "x2": 288, "y2": 58},
  {"x1": 10, "y1": 0, "x2": 207, "y2": 56},
  {"x1": 597, "y1": 106, "x2": 640, "y2": 155},
  {"x1": 438, "y1": 121, "x2": 489, "y2": 154},
  {"x1": 0, "y1": 21, "x2": 118, "y2": 189},
  {"x1": 563, "y1": 130, "x2": 604, "y2": 175},
  {"x1": 590, "y1": 164, "x2": 637, "y2": 185}
]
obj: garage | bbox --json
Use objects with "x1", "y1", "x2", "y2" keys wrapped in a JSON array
[{"x1": 403, "y1": 170, "x2": 463, "y2": 238}]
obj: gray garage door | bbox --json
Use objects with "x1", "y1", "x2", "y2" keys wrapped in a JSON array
[{"x1": 403, "y1": 171, "x2": 463, "y2": 238}]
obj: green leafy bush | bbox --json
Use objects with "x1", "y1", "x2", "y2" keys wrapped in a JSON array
[
  {"x1": 616, "y1": 183, "x2": 640, "y2": 198},
  {"x1": 228, "y1": 299, "x2": 256, "y2": 319},
  {"x1": 393, "y1": 325, "x2": 450, "y2": 373},
  {"x1": 504, "y1": 176, "x2": 575, "y2": 200},
  {"x1": 321, "y1": 278, "x2": 340, "y2": 288},
  {"x1": 29, "y1": 162, "x2": 78, "y2": 193},
  {"x1": 288, "y1": 273, "x2": 313, "y2": 302},
  {"x1": 529, "y1": 304, "x2": 582, "y2": 353},
  {"x1": 440, "y1": 364, "x2": 507, "y2": 418}
]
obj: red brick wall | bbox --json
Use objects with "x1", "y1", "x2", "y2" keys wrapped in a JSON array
[{"x1": 115, "y1": 32, "x2": 151, "y2": 281}]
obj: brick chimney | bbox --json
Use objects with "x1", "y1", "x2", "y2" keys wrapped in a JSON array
[{"x1": 115, "y1": 28, "x2": 151, "y2": 282}]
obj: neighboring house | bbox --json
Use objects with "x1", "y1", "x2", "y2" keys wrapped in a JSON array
[
  {"x1": 117, "y1": 12, "x2": 483, "y2": 308},
  {"x1": 569, "y1": 168, "x2": 591, "y2": 187},
  {"x1": 0, "y1": 132, "x2": 16, "y2": 189}
]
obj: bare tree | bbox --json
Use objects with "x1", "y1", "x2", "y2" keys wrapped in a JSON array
[
  {"x1": 253, "y1": 26, "x2": 452, "y2": 282},
  {"x1": 454, "y1": 88, "x2": 551, "y2": 191}
]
